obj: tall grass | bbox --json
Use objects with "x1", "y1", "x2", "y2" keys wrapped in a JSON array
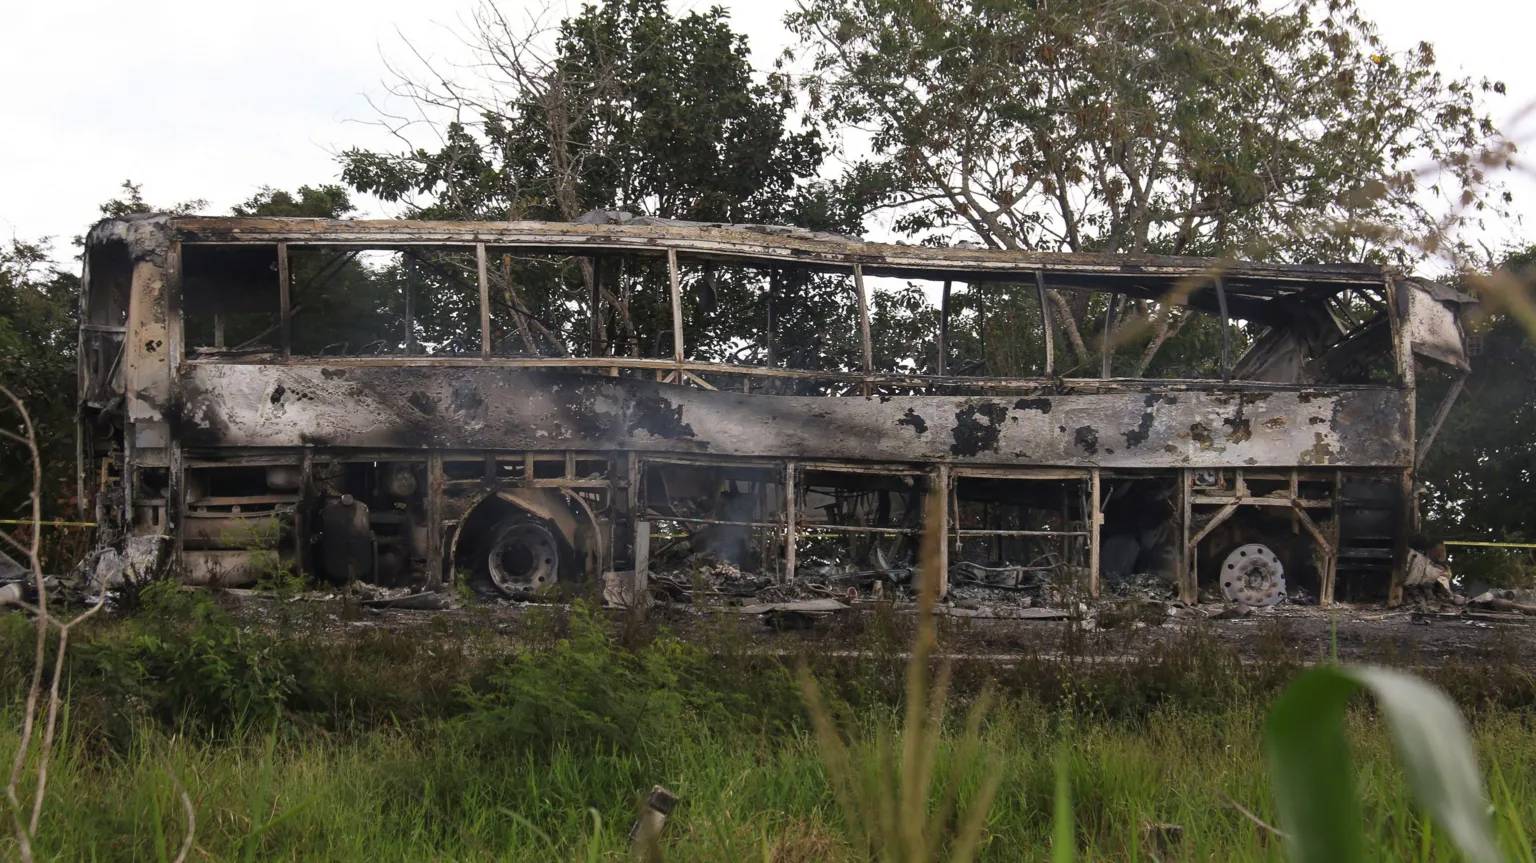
[
  {"x1": 5, "y1": 580, "x2": 1536, "y2": 859},
  {"x1": 798, "y1": 486, "x2": 1003, "y2": 862},
  {"x1": 7, "y1": 700, "x2": 1536, "y2": 860}
]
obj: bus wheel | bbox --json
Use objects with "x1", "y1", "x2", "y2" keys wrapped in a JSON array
[
  {"x1": 482, "y1": 516, "x2": 562, "y2": 596},
  {"x1": 1218, "y1": 542, "x2": 1286, "y2": 607}
]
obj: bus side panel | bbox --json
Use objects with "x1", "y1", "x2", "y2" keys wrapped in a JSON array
[{"x1": 173, "y1": 365, "x2": 1411, "y2": 470}]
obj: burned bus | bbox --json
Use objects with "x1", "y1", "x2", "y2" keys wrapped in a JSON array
[{"x1": 78, "y1": 213, "x2": 1473, "y2": 606}]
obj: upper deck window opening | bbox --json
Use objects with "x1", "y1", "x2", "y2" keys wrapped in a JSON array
[
  {"x1": 83, "y1": 239, "x2": 134, "y2": 404},
  {"x1": 484, "y1": 248, "x2": 592, "y2": 358},
  {"x1": 164, "y1": 220, "x2": 1402, "y2": 386},
  {"x1": 288, "y1": 246, "x2": 479, "y2": 356},
  {"x1": 946, "y1": 280, "x2": 1044, "y2": 378},
  {"x1": 1098, "y1": 295, "x2": 1249, "y2": 380},
  {"x1": 867, "y1": 276, "x2": 1054, "y2": 380},
  {"x1": 86, "y1": 240, "x2": 132, "y2": 327},
  {"x1": 1226, "y1": 284, "x2": 1395, "y2": 385},
  {"x1": 675, "y1": 258, "x2": 864, "y2": 387},
  {"x1": 182, "y1": 244, "x2": 281, "y2": 353},
  {"x1": 485, "y1": 248, "x2": 699, "y2": 364}
]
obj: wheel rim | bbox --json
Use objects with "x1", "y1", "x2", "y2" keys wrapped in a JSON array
[
  {"x1": 487, "y1": 521, "x2": 559, "y2": 594},
  {"x1": 1219, "y1": 542, "x2": 1286, "y2": 606}
]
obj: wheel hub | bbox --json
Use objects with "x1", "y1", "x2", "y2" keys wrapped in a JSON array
[{"x1": 487, "y1": 521, "x2": 560, "y2": 594}]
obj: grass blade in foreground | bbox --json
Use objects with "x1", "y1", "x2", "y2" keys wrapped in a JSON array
[
  {"x1": 1265, "y1": 665, "x2": 1500, "y2": 863},
  {"x1": 1052, "y1": 747, "x2": 1073, "y2": 863}
]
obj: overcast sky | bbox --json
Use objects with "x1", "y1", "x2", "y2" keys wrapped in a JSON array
[{"x1": 3, "y1": 0, "x2": 1531, "y2": 267}]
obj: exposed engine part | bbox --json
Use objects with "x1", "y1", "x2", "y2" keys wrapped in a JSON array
[
  {"x1": 1219, "y1": 543, "x2": 1286, "y2": 606},
  {"x1": 484, "y1": 517, "x2": 561, "y2": 595}
]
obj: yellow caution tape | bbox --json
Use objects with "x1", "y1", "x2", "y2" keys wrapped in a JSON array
[{"x1": 0, "y1": 519, "x2": 96, "y2": 528}]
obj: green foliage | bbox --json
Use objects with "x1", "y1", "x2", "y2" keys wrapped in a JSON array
[
  {"x1": 455, "y1": 602, "x2": 796, "y2": 757},
  {"x1": 78, "y1": 582, "x2": 296, "y2": 732},
  {"x1": 789, "y1": 0, "x2": 1510, "y2": 373},
  {"x1": 8, "y1": 604, "x2": 1536, "y2": 859},
  {"x1": 789, "y1": 0, "x2": 1508, "y2": 265},
  {"x1": 232, "y1": 184, "x2": 354, "y2": 219},
  {"x1": 218, "y1": 515, "x2": 303, "y2": 599},
  {"x1": 1444, "y1": 546, "x2": 1536, "y2": 590},
  {"x1": 10, "y1": 672, "x2": 1536, "y2": 861},
  {"x1": 1266, "y1": 665, "x2": 1500, "y2": 863},
  {"x1": 1421, "y1": 245, "x2": 1536, "y2": 554},
  {"x1": 94, "y1": 179, "x2": 208, "y2": 220},
  {"x1": 0, "y1": 238, "x2": 79, "y2": 532},
  {"x1": 343, "y1": 0, "x2": 852, "y2": 228},
  {"x1": 1052, "y1": 747, "x2": 1075, "y2": 863}
]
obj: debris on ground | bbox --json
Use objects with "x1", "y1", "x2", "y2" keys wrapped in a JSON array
[
  {"x1": 1103, "y1": 571, "x2": 1178, "y2": 602},
  {"x1": 89, "y1": 534, "x2": 168, "y2": 590},
  {"x1": 1468, "y1": 591, "x2": 1536, "y2": 616},
  {"x1": 932, "y1": 605, "x2": 1074, "y2": 621},
  {"x1": 0, "y1": 581, "x2": 25, "y2": 608},
  {"x1": 1207, "y1": 602, "x2": 1252, "y2": 620},
  {"x1": 629, "y1": 785, "x2": 678, "y2": 857},
  {"x1": 735, "y1": 598, "x2": 850, "y2": 630},
  {"x1": 360, "y1": 591, "x2": 455, "y2": 611},
  {"x1": 602, "y1": 570, "x2": 650, "y2": 609},
  {"x1": 733, "y1": 597, "x2": 849, "y2": 615}
]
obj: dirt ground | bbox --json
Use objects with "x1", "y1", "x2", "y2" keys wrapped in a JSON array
[{"x1": 233, "y1": 591, "x2": 1536, "y2": 669}]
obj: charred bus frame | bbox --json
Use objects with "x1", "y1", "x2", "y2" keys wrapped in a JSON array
[{"x1": 78, "y1": 215, "x2": 1473, "y2": 605}]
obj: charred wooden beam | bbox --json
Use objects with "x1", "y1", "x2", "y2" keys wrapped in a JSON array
[
  {"x1": 476, "y1": 244, "x2": 491, "y2": 359},
  {"x1": 937, "y1": 279, "x2": 952, "y2": 376}
]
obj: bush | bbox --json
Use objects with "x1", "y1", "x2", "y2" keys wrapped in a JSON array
[
  {"x1": 73, "y1": 581, "x2": 296, "y2": 735},
  {"x1": 1453, "y1": 547, "x2": 1536, "y2": 590},
  {"x1": 453, "y1": 603, "x2": 797, "y2": 758}
]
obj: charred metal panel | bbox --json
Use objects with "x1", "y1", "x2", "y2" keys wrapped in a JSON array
[
  {"x1": 126, "y1": 251, "x2": 173, "y2": 452},
  {"x1": 173, "y1": 365, "x2": 1410, "y2": 468},
  {"x1": 90, "y1": 216, "x2": 177, "y2": 447},
  {"x1": 1405, "y1": 281, "x2": 1470, "y2": 371}
]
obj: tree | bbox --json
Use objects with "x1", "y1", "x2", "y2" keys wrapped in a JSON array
[
  {"x1": 340, "y1": 0, "x2": 876, "y2": 375},
  {"x1": 0, "y1": 240, "x2": 78, "y2": 533},
  {"x1": 233, "y1": 184, "x2": 354, "y2": 219},
  {"x1": 788, "y1": 0, "x2": 1513, "y2": 371},
  {"x1": 343, "y1": 0, "x2": 851, "y2": 226},
  {"x1": 94, "y1": 179, "x2": 207, "y2": 221},
  {"x1": 1420, "y1": 246, "x2": 1536, "y2": 562}
]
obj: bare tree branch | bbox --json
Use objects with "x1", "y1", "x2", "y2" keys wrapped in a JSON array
[{"x1": 2, "y1": 386, "x2": 114, "y2": 861}]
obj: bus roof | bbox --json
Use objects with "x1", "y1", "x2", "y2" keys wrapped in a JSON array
[{"x1": 94, "y1": 213, "x2": 1401, "y2": 322}]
